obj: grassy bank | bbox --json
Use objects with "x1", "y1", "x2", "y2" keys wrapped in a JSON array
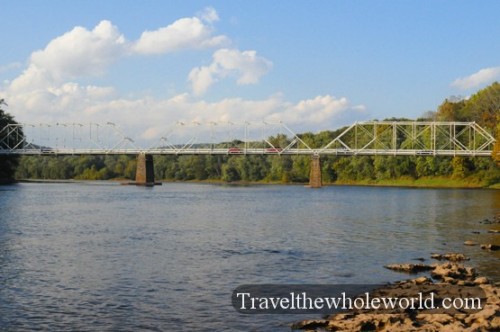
[
  {"x1": 157, "y1": 176, "x2": 499, "y2": 189},
  {"x1": 15, "y1": 175, "x2": 499, "y2": 189},
  {"x1": 330, "y1": 176, "x2": 499, "y2": 189}
]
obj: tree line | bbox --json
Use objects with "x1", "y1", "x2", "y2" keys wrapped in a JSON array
[{"x1": 3, "y1": 83, "x2": 500, "y2": 186}]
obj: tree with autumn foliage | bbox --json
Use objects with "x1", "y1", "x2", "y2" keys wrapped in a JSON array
[{"x1": 437, "y1": 83, "x2": 499, "y2": 166}]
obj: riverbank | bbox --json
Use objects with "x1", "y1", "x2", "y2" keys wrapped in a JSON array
[
  {"x1": 291, "y1": 214, "x2": 500, "y2": 331},
  {"x1": 292, "y1": 260, "x2": 500, "y2": 331},
  {"x1": 136, "y1": 174, "x2": 500, "y2": 189},
  {"x1": 10, "y1": 177, "x2": 500, "y2": 189},
  {"x1": 332, "y1": 176, "x2": 500, "y2": 189}
]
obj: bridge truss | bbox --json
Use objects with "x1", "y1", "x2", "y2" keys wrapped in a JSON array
[{"x1": 0, "y1": 121, "x2": 497, "y2": 157}]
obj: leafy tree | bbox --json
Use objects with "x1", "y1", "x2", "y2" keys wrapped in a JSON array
[
  {"x1": 0, "y1": 99, "x2": 23, "y2": 182},
  {"x1": 415, "y1": 156, "x2": 439, "y2": 177},
  {"x1": 451, "y1": 156, "x2": 470, "y2": 179},
  {"x1": 221, "y1": 157, "x2": 241, "y2": 182},
  {"x1": 436, "y1": 99, "x2": 466, "y2": 121},
  {"x1": 493, "y1": 133, "x2": 500, "y2": 165},
  {"x1": 460, "y1": 82, "x2": 500, "y2": 129}
]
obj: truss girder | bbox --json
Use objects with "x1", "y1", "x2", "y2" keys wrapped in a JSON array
[
  {"x1": 319, "y1": 121, "x2": 496, "y2": 157},
  {"x1": 0, "y1": 121, "x2": 496, "y2": 157}
]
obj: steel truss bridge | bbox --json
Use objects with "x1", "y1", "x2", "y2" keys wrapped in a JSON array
[{"x1": 0, "y1": 121, "x2": 496, "y2": 157}]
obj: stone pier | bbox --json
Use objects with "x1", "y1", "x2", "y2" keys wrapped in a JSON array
[
  {"x1": 135, "y1": 153, "x2": 156, "y2": 186},
  {"x1": 309, "y1": 155, "x2": 322, "y2": 188}
]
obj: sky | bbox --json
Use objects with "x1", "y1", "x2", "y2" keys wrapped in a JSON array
[{"x1": 1, "y1": 1, "x2": 499, "y2": 144}]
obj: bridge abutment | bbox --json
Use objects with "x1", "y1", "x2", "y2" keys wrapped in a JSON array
[
  {"x1": 135, "y1": 153, "x2": 156, "y2": 186},
  {"x1": 309, "y1": 155, "x2": 322, "y2": 188}
]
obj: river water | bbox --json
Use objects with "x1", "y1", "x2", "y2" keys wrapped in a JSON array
[{"x1": 0, "y1": 183, "x2": 499, "y2": 331}]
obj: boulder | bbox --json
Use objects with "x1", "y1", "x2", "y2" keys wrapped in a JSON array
[
  {"x1": 430, "y1": 262, "x2": 476, "y2": 281},
  {"x1": 431, "y1": 253, "x2": 469, "y2": 262},
  {"x1": 474, "y1": 277, "x2": 489, "y2": 285},
  {"x1": 480, "y1": 244, "x2": 500, "y2": 251},
  {"x1": 412, "y1": 276, "x2": 431, "y2": 285},
  {"x1": 384, "y1": 263, "x2": 434, "y2": 273},
  {"x1": 289, "y1": 319, "x2": 328, "y2": 330}
]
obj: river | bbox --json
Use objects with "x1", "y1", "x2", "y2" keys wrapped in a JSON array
[{"x1": 0, "y1": 183, "x2": 499, "y2": 331}]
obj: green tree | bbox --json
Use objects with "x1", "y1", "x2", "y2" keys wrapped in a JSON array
[
  {"x1": 221, "y1": 157, "x2": 241, "y2": 182},
  {"x1": 290, "y1": 155, "x2": 310, "y2": 182},
  {"x1": 436, "y1": 99, "x2": 466, "y2": 121},
  {"x1": 0, "y1": 99, "x2": 23, "y2": 182},
  {"x1": 415, "y1": 156, "x2": 439, "y2": 177},
  {"x1": 460, "y1": 82, "x2": 500, "y2": 129},
  {"x1": 493, "y1": 133, "x2": 500, "y2": 165},
  {"x1": 451, "y1": 156, "x2": 470, "y2": 179}
]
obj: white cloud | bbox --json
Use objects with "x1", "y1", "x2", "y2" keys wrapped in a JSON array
[
  {"x1": 266, "y1": 95, "x2": 367, "y2": 129},
  {"x1": 3, "y1": 77, "x2": 368, "y2": 145},
  {"x1": 198, "y1": 7, "x2": 219, "y2": 23},
  {"x1": 8, "y1": 20, "x2": 125, "y2": 95},
  {"x1": 6, "y1": 81, "x2": 116, "y2": 122},
  {"x1": 9, "y1": 8, "x2": 229, "y2": 94},
  {"x1": 0, "y1": 7, "x2": 367, "y2": 145},
  {"x1": 451, "y1": 67, "x2": 500, "y2": 90},
  {"x1": 2, "y1": 8, "x2": 233, "y2": 121},
  {"x1": 188, "y1": 66, "x2": 215, "y2": 96},
  {"x1": 188, "y1": 48, "x2": 273, "y2": 95},
  {"x1": 132, "y1": 8, "x2": 228, "y2": 55},
  {"x1": 32, "y1": 20, "x2": 125, "y2": 80}
]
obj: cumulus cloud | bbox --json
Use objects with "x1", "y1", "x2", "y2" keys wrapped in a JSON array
[
  {"x1": 132, "y1": 7, "x2": 228, "y2": 55},
  {"x1": 9, "y1": 8, "x2": 229, "y2": 94},
  {"x1": 4, "y1": 83, "x2": 367, "y2": 145},
  {"x1": 0, "y1": 7, "x2": 367, "y2": 145},
  {"x1": 32, "y1": 21, "x2": 123, "y2": 81},
  {"x1": 7, "y1": 20, "x2": 125, "y2": 98},
  {"x1": 3, "y1": 8, "x2": 233, "y2": 121},
  {"x1": 188, "y1": 48, "x2": 273, "y2": 95},
  {"x1": 6, "y1": 81, "x2": 116, "y2": 122},
  {"x1": 141, "y1": 94, "x2": 365, "y2": 142},
  {"x1": 451, "y1": 67, "x2": 500, "y2": 90},
  {"x1": 266, "y1": 95, "x2": 366, "y2": 129}
]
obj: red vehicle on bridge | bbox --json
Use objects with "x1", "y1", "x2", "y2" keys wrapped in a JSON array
[{"x1": 228, "y1": 147, "x2": 243, "y2": 154}]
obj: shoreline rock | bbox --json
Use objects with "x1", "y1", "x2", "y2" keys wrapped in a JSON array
[
  {"x1": 481, "y1": 244, "x2": 500, "y2": 251},
  {"x1": 430, "y1": 253, "x2": 469, "y2": 262},
  {"x1": 292, "y1": 213, "x2": 499, "y2": 331},
  {"x1": 384, "y1": 263, "x2": 434, "y2": 273},
  {"x1": 292, "y1": 259, "x2": 499, "y2": 331}
]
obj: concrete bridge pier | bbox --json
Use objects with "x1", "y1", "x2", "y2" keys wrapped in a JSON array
[
  {"x1": 309, "y1": 155, "x2": 322, "y2": 188},
  {"x1": 135, "y1": 153, "x2": 156, "y2": 186}
]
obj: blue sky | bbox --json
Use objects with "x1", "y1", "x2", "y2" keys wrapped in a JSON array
[{"x1": 1, "y1": 1, "x2": 499, "y2": 141}]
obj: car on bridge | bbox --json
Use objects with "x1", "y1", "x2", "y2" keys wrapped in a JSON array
[{"x1": 228, "y1": 147, "x2": 243, "y2": 154}]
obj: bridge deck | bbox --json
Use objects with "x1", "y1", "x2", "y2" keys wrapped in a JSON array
[{"x1": 0, "y1": 148, "x2": 493, "y2": 157}]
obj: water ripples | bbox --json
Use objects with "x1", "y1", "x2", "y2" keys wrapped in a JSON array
[{"x1": 0, "y1": 183, "x2": 498, "y2": 331}]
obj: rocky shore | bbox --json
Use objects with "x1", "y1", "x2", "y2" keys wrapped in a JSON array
[{"x1": 292, "y1": 213, "x2": 500, "y2": 331}]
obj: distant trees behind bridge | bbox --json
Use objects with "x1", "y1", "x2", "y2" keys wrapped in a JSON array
[{"x1": 10, "y1": 82, "x2": 500, "y2": 187}]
